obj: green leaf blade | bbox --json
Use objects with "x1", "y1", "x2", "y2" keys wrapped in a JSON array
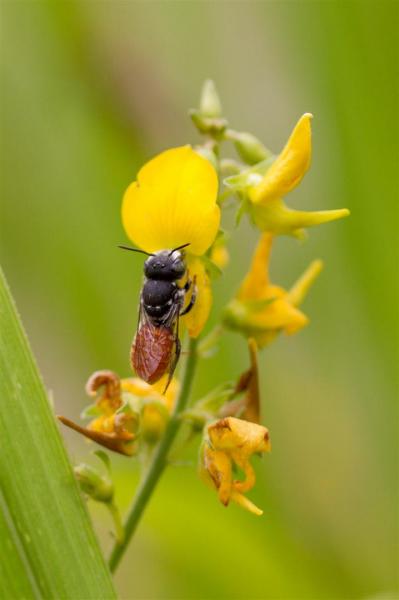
[{"x1": 0, "y1": 267, "x2": 117, "y2": 600}]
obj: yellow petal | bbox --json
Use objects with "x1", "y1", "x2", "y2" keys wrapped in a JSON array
[
  {"x1": 208, "y1": 417, "x2": 271, "y2": 456},
  {"x1": 230, "y1": 490, "x2": 263, "y2": 516},
  {"x1": 121, "y1": 377, "x2": 153, "y2": 397},
  {"x1": 286, "y1": 259, "x2": 323, "y2": 307},
  {"x1": 249, "y1": 113, "x2": 312, "y2": 205},
  {"x1": 237, "y1": 233, "x2": 273, "y2": 301},
  {"x1": 231, "y1": 455, "x2": 256, "y2": 492},
  {"x1": 121, "y1": 376, "x2": 179, "y2": 412},
  {"x1": 250, "y1": 198, "x2": 350, "y2": 237},
  {"x1": 150, "y1": 376, "x2": 180, "y2": 411},
  {"x1": 122, "y1": 146, "x2": 220, "y2": 255},
  {"x1": 202, "y1": 445, "x2": 233, "y2": 506},
  {"x1": 210, "y1": 241, "x2": 229, "y2": 270},
  {"x1": 182, "y1": 256, "x2": 212, "y2": 338},
  {"x1": 141, "y1": 403, "x2": 169, "y2": 444},
  {"x1": 245, "y1": 297, "x2": 308, "y2": 334}
]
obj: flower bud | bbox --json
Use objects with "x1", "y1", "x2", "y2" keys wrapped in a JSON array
[
  {"x1": 231, "y1": 131, "x2": 272, "y2": 165},
  {"x1": 74, "y1": 463, "x2": 113, "y2": 503},
  {"x1": 200, "y1": 79, "x2": 222, "y2": 118},
  {"x1": 190, "y1": 110, "x2": 228, "y2": 136},
  {"x1": 141, "y1": 402, "x2": 169, "y2": 444}
]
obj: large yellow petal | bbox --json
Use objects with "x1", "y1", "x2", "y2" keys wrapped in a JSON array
[
  {"x1": 122, "y1": 146, "x2": 220, "y2": 255},
  {"x1": 249, "y1": 113, "x2": 312, "y2": 205}
]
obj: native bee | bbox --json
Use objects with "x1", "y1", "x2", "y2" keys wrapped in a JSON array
[{"x1": 119, "y1": 243, "x2": 196, "y2": 391}]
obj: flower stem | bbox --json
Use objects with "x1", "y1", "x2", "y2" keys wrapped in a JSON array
[{"x1": 108, "y1": 337, "x2": 199, "y2": 573}]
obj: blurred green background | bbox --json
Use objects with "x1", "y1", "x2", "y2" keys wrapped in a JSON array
[{"x1": 1, "y1": 1, "x2": 398, "y2": 599}]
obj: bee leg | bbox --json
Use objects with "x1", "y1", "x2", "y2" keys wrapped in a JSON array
[
  {"x1": 180, "y1": 276, "x2": 197, "y2": 316},
  {"x1": 163, "y1": 315, "x2": 181, "y2": 394},
  {"x1": 183, "y1": 276, "x2": 192, "y2": 292}
]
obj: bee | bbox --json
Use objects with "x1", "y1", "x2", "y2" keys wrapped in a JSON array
[{"x1": 119, "y1": 243, "x2": 196, "y2": 391}]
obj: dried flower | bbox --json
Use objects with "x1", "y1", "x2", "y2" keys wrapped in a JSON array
[{"x1": 201, "y1": 416, "x2": 271, "y2": 515}]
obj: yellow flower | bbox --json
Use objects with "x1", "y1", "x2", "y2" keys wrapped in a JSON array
[
  {"x1": 225, "y1": 114, "x2": 349, "y2": 237},
  {"x1": 223, "y1": 233, "x2": 323, "y2": 347},
  {"x1": 201, "y1": 416, "x2": 271, "y2": 515},
  {"x1": 122, "y1": 146, "x2": 220, "y2": 337}
]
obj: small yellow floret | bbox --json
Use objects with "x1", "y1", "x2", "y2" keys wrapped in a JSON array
[{"x1": 223, "y1": 233, "x2": 323, "y2": 347}]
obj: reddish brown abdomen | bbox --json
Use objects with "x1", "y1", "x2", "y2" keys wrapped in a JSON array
[{"x1": 131, "y1": 324, "x2": 174, "y2": 384}]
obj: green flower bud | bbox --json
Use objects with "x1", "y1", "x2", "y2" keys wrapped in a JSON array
[
  {"x1": 74, "y1": 463, "x2": 113, "y2": 503},
  {"x1": 200, "y1": 79, "x2": 222, "y2": 118},
  {"x1": 189, "y1": 109, "x2": 228, "y2": 136},
  {"x1": 223, "y1": 156, "x2": 275, "y2": 193},
  {"x1": 231, "y1": 131, "x2": 272, "y2": 165}
]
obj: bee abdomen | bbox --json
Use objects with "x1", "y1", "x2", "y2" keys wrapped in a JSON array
[{"x1": 131, "y1": 324, "x2": 174, "y2": 384}]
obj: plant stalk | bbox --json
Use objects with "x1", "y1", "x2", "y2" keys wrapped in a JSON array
[{"x1": 108, "y1": 337, "x2": 198, "y2": 573}]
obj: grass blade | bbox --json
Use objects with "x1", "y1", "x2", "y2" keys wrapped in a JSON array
[{"x1": 0, "y1": 266, "x2": 116, "y2": 599}]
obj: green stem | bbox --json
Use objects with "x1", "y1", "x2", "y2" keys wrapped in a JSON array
[
  {"x1": 108, "y1": 337, "x2": 199, "y2": 573},
  {"x1": 107, "y1": 502, "x2": 124, "y2": 545}
]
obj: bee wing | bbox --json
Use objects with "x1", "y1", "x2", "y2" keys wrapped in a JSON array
[
  {"x1": 160, "y1": 301, "x2": 182, "y2": 393},
  {"x1": 161, "y1": 300, "x2": 181, "y2": 330},
  {"x1": 131, "y1": 294, "x2": 176, "y2": 385}
]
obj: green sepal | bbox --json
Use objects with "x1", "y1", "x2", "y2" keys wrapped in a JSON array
[
  {"x1": 189, "y1": 109, "x2": 228, "y2": 137},
  {"x1": 201, "y1": 255, "x2": 222, "y2": 279},
  {"x1": 223, "y1": 155, "x2": 275, "y2": 192},
  {"x1": 80, "y1": 403, "x2": 102, "y2": 419},
  {"x1": 235, "y1": 196, "x2": 250, "y2": 227}
]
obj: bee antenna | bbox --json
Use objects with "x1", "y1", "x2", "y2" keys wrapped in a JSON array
[
  {"x1": 118, "y1": 245, "x2": 154, "y2": 256},
  {"x1": 169, "y1": 243, "x2": 190, "y2": 256}
]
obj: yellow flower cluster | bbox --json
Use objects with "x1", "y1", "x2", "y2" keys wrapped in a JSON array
[
  {"x1": 60, "y1": 84, "x2": 350, "y2": 521},
  {"x1": 116, "y1": 101, "x2": 348, "y2": 514}
]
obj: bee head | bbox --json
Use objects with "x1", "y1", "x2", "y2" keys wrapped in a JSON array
[{"x1": 144, "y1": 249, "x2": 186, "y2": 281}]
